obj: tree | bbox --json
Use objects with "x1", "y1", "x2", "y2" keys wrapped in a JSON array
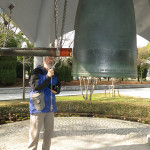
[
  {"x1": 54, "y1": 58, "x2": 73, "y2": 82},
  {"x1": 0, "y1": 13, "x2": 33, "y2": 84},
  {"x1": 137, "y1": 46, "x2": 150, "y2": 82},
  {"x1": 16, "y1": 32, "x2": 34, "y2": 78},
  {"x1": 0, "y1": 28, "x2": 18, "y2": 84}
]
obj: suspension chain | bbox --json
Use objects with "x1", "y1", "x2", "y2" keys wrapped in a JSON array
[
  {"x1": 51, "y1": 0, "x2": 68, "y2": 111},
  {"x1": 59, "y1": 0, "x2": 67, "y2": 48},
  {"x1": 54, "y1": 0, "x2": 67, "y2": 48},
  {"x1": 3, "y1": 4, "x2": 14, "y2": 47},
  {"x1": 148, "y1": 0, "x2": 150, "y2": 8},
  {"x1": 54, "y1": 0, "x2": 59, "y2": 48}
]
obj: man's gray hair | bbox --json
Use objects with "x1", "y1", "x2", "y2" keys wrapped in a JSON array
[{"x1": 43, "y1": 56, "x2": 47, "y2": 61}]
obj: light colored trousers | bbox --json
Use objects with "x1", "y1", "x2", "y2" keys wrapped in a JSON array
[{"x1": 28, "y1": 112, "x2": 54, "y2": 150}]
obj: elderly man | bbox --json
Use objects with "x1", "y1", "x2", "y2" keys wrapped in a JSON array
[{"x1": 28, "y1": 56, "x2": 61, "y2": 150}]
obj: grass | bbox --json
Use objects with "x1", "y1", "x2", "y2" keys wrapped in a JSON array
[
  {"x1": 93, "y1": 94, "x2": 150, "y2": 106},
  {"x1": 0, "y1": 99, "x2": 29, "y2": 106},
  {"x1": 1, "y1": 93, "x2": 150, "y2": 124},
  {"x1": 1, "y1": 93, "x2": 150, "y2": 107},
  {"x1": 56, "y1": 93, "x2": 150, "y2": 106}
]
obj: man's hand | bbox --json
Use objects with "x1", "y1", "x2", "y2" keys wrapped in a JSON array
[
  {"x1": 47, "y1": 69, "x2": 54, "y2": 77},
  {"x1": 50, "y1": 90, "x2": 57, "y2": 94}
]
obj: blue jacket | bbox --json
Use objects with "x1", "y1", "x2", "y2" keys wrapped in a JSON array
[{"x1": 29, "y1": 65, "x2": 60, "y2": 114}]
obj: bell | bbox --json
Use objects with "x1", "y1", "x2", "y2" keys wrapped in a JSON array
[{"x1": 72, "y1": 0, "x2": 137, "y2": 78}]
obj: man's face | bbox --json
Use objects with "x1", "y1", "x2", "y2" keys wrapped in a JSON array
[{"x1": 44, "y1": 56, "x2": 54, "y2": 69}]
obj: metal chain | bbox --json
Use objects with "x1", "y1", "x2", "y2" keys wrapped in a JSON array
[
  {"x1": 54, "y1": 0, "x2": 59, "y2": 48},
  {"x1": 59, "y1": 0, "x2": 67, "y2": 48},
  {"x1": 148, "y1": 0, "x2": 150, "y2": 8},
  {"x1": 54, "y1": 0, "x2": 67, "y2": 49},
  {"x1": 51, "y1": 0, "x2": 59, "y2": 111},
  {"x1": 51, "y1": 0, "x2": 67, "y2": 111},
  {"x1": 3, "y1": 4, "x2": 14, "y2": 47}
]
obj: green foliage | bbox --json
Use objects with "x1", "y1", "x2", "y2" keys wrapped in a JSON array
[
  {"x1": 16, "y1": 62, "x2": 23, "y2": 78},
  {"x1": 137, "y1": 46, "x2": 150, "y2": 80},
  {"x1": 0, "y1": 27, "x2": 17, "y2": 85},
  {"x1": 55, "y1": 58, "x2": 73, "y2": 82},
  {"x1": 0, "y1": 15, "x2": 34, "y2": 83},
  {"x1": 138, "y1": 65, "x2": 148, "y2": 79},
  {"x1": 14, "y1": 31, "x2": 34, "y2": 48},
  {"x1": 1, "y1": 69, "x2": 17, "y2": 84},
  {"x1": 0, "y1": 23, "x2": 18, "y2": 47},
  {"x1": 0, "y1": 103, "x2": 29, "y2": 124},
  {"x1": 6, "y1": 36, "x2": 18, "y2": 47},
  {"x1": 1, "y1": 99, "x2": 150, "y2": 124},
  {"x1": 56, "y1": 101, "x2": 150, "y2": 118},
  {"x1": 146, "y1": 43, "x2": 150, "y2": 55},
  {"x1": 0, "y1": 59, "x2": 16, "y2": 69},
  {"x1": 16, "y1": 56, "x2": 33, "y2": 78},
  {"x1": 0, "y1": 56, "x2": 17, "y2": 84},
  {"x1": 64, "y1": 66, "x2": 73, "y2": 82},
  {"x1": 0, "y1": 16, "x2": 30, "y2": 48}
]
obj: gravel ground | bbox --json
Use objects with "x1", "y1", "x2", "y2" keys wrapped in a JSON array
[{"x1": 0, "y1": 117, "x2": 150, "y2": 150}]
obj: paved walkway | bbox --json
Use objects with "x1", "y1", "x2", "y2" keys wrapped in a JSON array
[
  {"x1": 0, "y1": 117, "x2": 150, "y2": 150},
  {"x1": 1, "y1": 86, "x2": 150, "y2": 100}
]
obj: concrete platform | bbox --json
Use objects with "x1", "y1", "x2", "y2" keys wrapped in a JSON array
[
  {"x1": 0, "y1": 117, "x2": 150, "y2": 150},
  {"x1": 1, "y1": 85, "x2": 150, "y2": 149}
]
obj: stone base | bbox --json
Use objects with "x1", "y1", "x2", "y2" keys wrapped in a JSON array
[{"x1": 147, "y1": 134, "x2": 150, "y2": 145}]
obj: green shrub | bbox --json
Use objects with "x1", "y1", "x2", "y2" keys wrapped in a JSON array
[
  {"x1": 6, "y1": 38, "x2": 17, "y2": 47},
  {"x1": 1, "y1": 100, "x2": 150, "y2": 124},
  {"x1": 56, "y1": 101, "x2": 150, "y2": 118},
  {"x1": 16, "y1": 62, "x2": 23, "y2": 78},
  {"x1": 0, "y1": 56, "x2": 17, "y2": 85},
  {"x1": 0, "y1": 60, "x2": 17, "y2": 70},
  {"x1": 55, "y1": 58, "x2": 73, "y2": 82},
  {"x1": 64, "y1": 66, "x2": 73, "y2": 82},
  {"x1": 2, "y1": 69, "x2": 17, "y2": 84},
  {"x1": 0, "y1": 103, "x2": 29, "y2": 124},
  {"x1": 138, "y1": 65, "x2": 148, "y2": 80}
]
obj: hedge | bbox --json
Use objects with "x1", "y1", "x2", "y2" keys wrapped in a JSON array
[
  {"x1": 0, "y1": 56, "x2": 17, "y2": 85},
  {"x1": 1, "y1": 101, "x2": 150, "y2": 124},
  {"x1": 56, "y1": 101, "x2": 150, "y2": 118}
]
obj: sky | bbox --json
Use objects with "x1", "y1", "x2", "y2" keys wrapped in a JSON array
[
  {"x1": 62, "y1": 32, "x2": 150, "y2": 49},
  {"x1": 11, "y1": 31, "x2": 150, "y2": 49},
  {"x1": 137, "y1": 35, "x2": 149, "y2": 48}
]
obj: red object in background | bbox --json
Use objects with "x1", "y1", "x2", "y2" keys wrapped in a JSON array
[{"x1": 60, "y1": 48, "x2": 72, "y2": 57}]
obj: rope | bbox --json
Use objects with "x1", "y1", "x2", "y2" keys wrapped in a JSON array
[
  {"x1": 50, "y1": 76, "x2": 53, "y2": 111},
  {"x1": 50, "y1": 57, "x2": 62, "y2": 111}
]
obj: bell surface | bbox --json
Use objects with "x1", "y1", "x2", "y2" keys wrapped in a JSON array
[{"x1": 72, "y1": 0, "x2": 137, "y2": 78}]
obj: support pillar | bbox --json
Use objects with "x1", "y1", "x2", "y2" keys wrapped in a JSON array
[{"x1": 33, "y1": 0, "x2": 52, "y2": 68}]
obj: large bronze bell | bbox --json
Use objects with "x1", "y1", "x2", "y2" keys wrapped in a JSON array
[{"x1": 72, "y1": 0, "x2": 137, "y2": 78}]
